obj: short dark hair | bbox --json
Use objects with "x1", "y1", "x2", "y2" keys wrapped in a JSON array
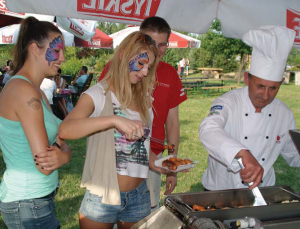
[
  {"x1": 248, "y1": 72, "x2": 252, "y2": 81},
  {"x1": 140, "y1": 16, "x2": 171, "y2": 39},
  {"x1": 81, "y1": 66, "x2": 88, "y2": 74}
]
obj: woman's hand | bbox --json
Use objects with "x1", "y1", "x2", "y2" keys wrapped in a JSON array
[
  {"x1": 113, "y1": 115, "x2": 144, "y2": 140},
  {"x1": 35, "y1": 137, "x2": 71, "y2": 171}
]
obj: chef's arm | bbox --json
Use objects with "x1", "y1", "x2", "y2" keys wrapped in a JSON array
[
  {"x1": 234, "y1": 149, "x2": 264, "y2": 189},
  {"x1": 199, "y1": 101, "x2": 247, "y2": 169},
  {"x1": 165, "y1": 106, "x2": 180, "y2": 155}
]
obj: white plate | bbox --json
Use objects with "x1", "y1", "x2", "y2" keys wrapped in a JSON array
[{"x1": 154, "y1": 155, "x2": 198, "y2": 172}]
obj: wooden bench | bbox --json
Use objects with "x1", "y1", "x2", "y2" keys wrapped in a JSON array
[
  {"x1": 201, "y1": 86, "x2": 241, "y2": 97},
  {"x1": 183, "y1": 87, "x2": 194, "y2": 95}
]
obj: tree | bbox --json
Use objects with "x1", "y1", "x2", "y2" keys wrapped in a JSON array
[
  {"x1": 97, "y1": 22, "x2": 126, "y2": 35},
  {"x1": 199, "y1": 20, "x2": 252, "y2": 84},
  {"x1": 0, "y1": 45, "x2": 14, "y2": 66},
  {"x1": 287, "y1": 48, "x2": 300, "y2": 69}
]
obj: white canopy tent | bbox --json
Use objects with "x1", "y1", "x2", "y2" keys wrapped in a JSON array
[
  {"x1": 5, "y1": 0, "x2": 300, "y2": 47},
  {"x1": 110, "y1": 26, "x2": 200, "y2": 49},
  {"x1": 0, "y1": 23, "x2": 75, "y2": 46},
  {"x1": 0, "y1": 0, "x2": 97, "y2": 41}
]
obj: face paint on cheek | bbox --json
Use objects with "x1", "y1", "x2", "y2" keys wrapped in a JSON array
[
  {"x1": 45, "y1": 36, "x2": 63, "y2": 66},
  {"x1": 129, "y1": 52, "x2": 149, "y2": 72}
]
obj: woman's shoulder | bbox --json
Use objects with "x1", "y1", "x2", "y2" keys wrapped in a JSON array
[
  {"x1": 5, "y1": 76, "x2": 36, "y2": 93},
  {"x1": 85, "y1": 82, "x2": 106, "y2": 96}
]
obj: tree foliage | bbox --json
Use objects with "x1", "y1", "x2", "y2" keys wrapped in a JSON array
[
  {"x1": 97, "y1": 22, "x2": 126, "y2": 35},
  {"x1": 0, "y1": 45, "x2": 14, "y2": 67},
  {"x1": 198, "y1": 20, "x2": 252, "y2": 73},
  {"x1": 287, "y1": 48, "x2": 300, "y2": 69}
]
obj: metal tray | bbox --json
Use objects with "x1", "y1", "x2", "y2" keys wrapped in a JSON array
[{"x1": 165, "y1": 185, "x2": 300, "y2": 224}]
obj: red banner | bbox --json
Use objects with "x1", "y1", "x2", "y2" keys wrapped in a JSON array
[
  {"x1": 77, "y1": 0, "x2": 160, "y2": 22},
  {"x1": 287, "y1": 8, "x2": 300, "y2": 46}
]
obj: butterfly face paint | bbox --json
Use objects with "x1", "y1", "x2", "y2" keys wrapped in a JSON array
[
  {"x1": 45, "y1": 36, "x2": 64, "y2": 66},
  {"x1": 129, "y1": 52, "x2": 149, "y2": 72}
]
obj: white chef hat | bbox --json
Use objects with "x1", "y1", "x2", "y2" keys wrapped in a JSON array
[{"x1": 243, "y1": 26, "x2": 296, "y2": 82}]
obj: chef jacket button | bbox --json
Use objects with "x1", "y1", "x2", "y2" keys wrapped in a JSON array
[
  {"x1": 245, "y1": 136, "x2": 248, "y2": 139},
  {"x1": 245, "y1": 113, "x2": 248, "y2": 116},
  {"x1": 262, "y1": 158, "x2": 265, "y2": 161},
  {"x1": 266, "y1": 136, "x2": 269, "y2": 139},
  {"x1": 241, "y1": 181, "x2": 244, "y2": 184},
  {"x1": 261, "y1": 180, "x2": 263, "y2": 183},
  {"x1": 269, "y1": 114, "x2": 272, "y2": 117}
]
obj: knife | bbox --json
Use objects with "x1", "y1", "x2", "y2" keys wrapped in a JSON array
[{"x1": 237, "y1": 158, "x2": 267, "y2": 206}]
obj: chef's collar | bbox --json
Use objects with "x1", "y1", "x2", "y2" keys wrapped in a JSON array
[{"x1": 243, "y1": 86, "x2": 274, "y2": 115}]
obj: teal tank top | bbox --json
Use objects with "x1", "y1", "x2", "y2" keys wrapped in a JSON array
[{"x1": 0, "y1": 76, "x2": 62, "y2": 202}]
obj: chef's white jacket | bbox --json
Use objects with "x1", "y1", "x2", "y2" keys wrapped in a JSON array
[{"x1": 199, "y1": 86, "x2": 300, "y2": 190}]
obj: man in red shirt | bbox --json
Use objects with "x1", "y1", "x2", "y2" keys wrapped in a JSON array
[{"x1": 99, "y1": 17, "x2": 187, "y2": 209}]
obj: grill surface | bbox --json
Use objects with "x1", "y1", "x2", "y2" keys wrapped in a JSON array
[{"x1": 164, "y1": 185, "x2": 300, "y2": 225}]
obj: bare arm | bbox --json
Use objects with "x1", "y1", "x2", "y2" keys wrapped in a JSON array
[
  {"x1": 164, "y1": 106, "x2": 180, "y2": 194},
  {"x1": 59, "y1": 93, "x2": 144, "y2": 140},
  {"x1": 165, "y1": 106, "x2": 180, "y2": 155},
  {"x1": 35, "y1": 136, "x2": 71, "y2": 171},
  {"x1": 62, "y1": 78, "x2": 66, "y2": 89},
  {"x1": 15, "y1": 82, "x2": 59, "y2": 175},
  {"x1": 72, "y1": 72, "x2": 81, "y2": 85}
]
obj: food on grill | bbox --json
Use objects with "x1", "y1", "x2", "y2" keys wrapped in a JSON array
[
  {"x1": 162, "y1": 158, "x2": 193, "y2": 170},
  {"x1": 282, "y1": 200, "x2": 300, "y2": 203},
  {"x1": 193, "y1": 204, "x2": 206, "y2": 211}
]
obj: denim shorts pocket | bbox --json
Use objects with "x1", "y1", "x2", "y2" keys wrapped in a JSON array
[{"x1": 86, "y1": 192, "x2": 103, "y2": 204}]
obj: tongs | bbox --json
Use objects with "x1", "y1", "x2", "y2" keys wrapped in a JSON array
[
  {"x1": 237, "y1": 158, "x2": 267, "y2": 206},
  {"x1": 139, "y1": 135, "x2": 175, "y2": 152}
]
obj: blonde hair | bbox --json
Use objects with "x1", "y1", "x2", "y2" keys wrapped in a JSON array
[{"x1": 104, "y1": 31, "x2": 159, "y2": 125}]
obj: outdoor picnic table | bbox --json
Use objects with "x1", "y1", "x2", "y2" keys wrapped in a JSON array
[
  {"x1": 181, "y1": 78, "x2": 231, "y2": 87},
  {"x1": 180, "y1": 78, "x2": 236, "y2": 96},
  {"x1": 197, "y1": 67, "x2": 223, "y2": 79}
]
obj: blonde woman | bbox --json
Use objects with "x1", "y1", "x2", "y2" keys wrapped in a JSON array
[{"x1": 59, "y1": 31, "x2": 160, "y2": 229}]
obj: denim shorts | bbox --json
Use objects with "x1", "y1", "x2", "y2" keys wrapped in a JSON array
[
  {"x1": 79, "y1": 180, "x2": 151, "y2": 223},
  {"x1": 0, "y1": 189, "x2": 60, "y2": 229}
]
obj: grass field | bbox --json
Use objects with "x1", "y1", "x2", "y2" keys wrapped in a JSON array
[{"x1": 0, "y1": 79, "x2": 300, "y2": 228}]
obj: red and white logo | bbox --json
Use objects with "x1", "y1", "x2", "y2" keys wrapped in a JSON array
[
  {"x1": 169, "y1": 41, "x2": 178, "y2": 48},
  {"x1": 0, "y1": 0, "x2": 25, "y2": 16},
  {"x1": 276, "y1": 135, "x2": 281, "y2": 144},
  {"x1": 77, "y1": 0, "x2": 161, "y2": 22},
  {"x1": 2, "y1": 35, "x2": 13, "y2": 43},
  {"x1": 89, "y1": 39, "x2": 101, "y2": 46},
  {"x1": 287, "y1": 8, "x2": 300, "y2": 46},
  {"x1": 69, "y1": 20, "x2": 85, "y2": 36}
]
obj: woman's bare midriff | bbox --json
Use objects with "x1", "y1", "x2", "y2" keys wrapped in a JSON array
[{"x1": 117, "y1": 174, "x2": 144, "y2": 192}]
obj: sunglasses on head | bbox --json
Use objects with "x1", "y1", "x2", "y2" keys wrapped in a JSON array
[{"x1": 136, "y1": 34, "x2": 157, "y2": 48}]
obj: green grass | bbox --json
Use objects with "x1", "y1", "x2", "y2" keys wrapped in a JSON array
[{"x1": 0, "y1": 82, "x2": 300, "y2": 228}]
